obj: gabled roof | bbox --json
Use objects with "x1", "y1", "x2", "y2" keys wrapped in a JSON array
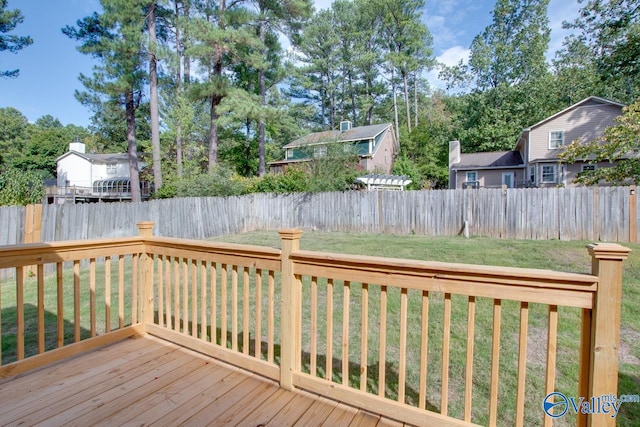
[
  {"x1": 456, "y1": 151, "x2": 524, "y2": 170},
  {"x1": 57, "y1": 151, "x2": 129, "y2": 163},
  {"x1": 523, "y1": 96, "x2": 625, "y2": 132},
  {"x1": 284, "y1": 123, "x2": 392, "y2": 148}
]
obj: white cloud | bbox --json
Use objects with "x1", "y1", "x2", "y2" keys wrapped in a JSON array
[{"x1": 438, "y1": 45, "x2": 470, "y2": 67}]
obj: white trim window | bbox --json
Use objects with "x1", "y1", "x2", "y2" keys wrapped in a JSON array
[
  {"x1": 286, "y1": 148, "x2": 293, "y2": 159},
  {"x1": 466, "y1": 171, "x2": 478, "y2": 182},
  {"x1": 106, "y1": 163, "x2": 118, "y2": 175},
  {"x1": 549, "y1": 131, "x2": 565, "y2": 149},
  {"x1": 541, "y1": 164, "x2": 557, "y2": 183}
]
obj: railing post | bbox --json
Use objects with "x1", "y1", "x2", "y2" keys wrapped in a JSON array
[
  {"x1": 279, "y1": 229, "x2": 302, "y2": 391},
  {"x1": 586, "y1": 243, "x2": 630, "y2": 427},
  {"x1": 137, "y1": 222, "x2": 155, "y2": 327}
]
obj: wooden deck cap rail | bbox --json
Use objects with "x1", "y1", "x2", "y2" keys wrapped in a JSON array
[
  {"x1": 142, "y1": 236, "x2": 282, "y2": 271},
  {"x1": 289, "y1": 250, "x2": 599, "y2": 308},
  {"x1": 0, "y1": 238, "x2": 145, "y2": 269}
]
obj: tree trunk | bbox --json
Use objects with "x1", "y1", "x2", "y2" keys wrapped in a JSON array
[
  {"x1": 148, "y1": 2, "x2": 163, "y2": 190},
  {"x1": 258, "y1": 15, "x2": 266, "y2": 177},
  {"x1": 414, "y1": 73, "x2": 418, "y2": 129},
  {"x1": 208, "y1": 0, "x2": 225, "y2": 173},
  {"x1": 174, "y1": 0, "x2": 184, "y2": 178},
  {"x1": 392, "y1": 71, "x2": 400, "y2": 144},
  {"x1": 125, "y1": 90, "x2": 142, "y2": 202},
  {"x1": 403, "y1": 70, "x2": 411, "y2": 133},
  {"x1": 208, "y1": 93, "x2": 221, "y2": 173}
]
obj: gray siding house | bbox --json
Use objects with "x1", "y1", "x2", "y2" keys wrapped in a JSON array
[
  {"x1": 270, "y1": 121, "x2": 399, "y2": 174},
  {"x1": 449, "y1": 96, "x2": 626, "y2": 189}
]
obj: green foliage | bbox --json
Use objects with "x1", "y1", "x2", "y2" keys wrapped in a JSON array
[
  {"x1": 0, "y1": 168, "x2": 45, "y2": 206},
  {"x1": 562, "y1": 0, "x2": 640, "y2": 103},
  {"x1": 173, "y1": 166, "x2": 249, "y2": 197},
  {"x1": 0, "y1": 0, "x2": 33, "y2": 78},
  {"x1": 560, "y1": 98, "x2": 640, "y2": 185},
  {"x1": 252, "y1": 167, "x2": 308, "y2": 193}
]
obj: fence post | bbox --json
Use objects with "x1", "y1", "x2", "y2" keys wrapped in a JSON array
[
  {"x1": 586, "y1": 243, "x2": 630, "y2": 427},
  {"x1": 279, "y1": 229, "x2": 303, "y2": 391},
  {"x1": 23, "y1": 204, "x2": 43, "y2": 279},
  {"x1": 137, "y1": 221, "x2": 155, "y2": 327},
  {"x1": 629, "y1": 186, "x2": 636, "y2": 243}
]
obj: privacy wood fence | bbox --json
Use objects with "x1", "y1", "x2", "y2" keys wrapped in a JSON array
[
  {"x1": 1, "y1": 187, "x2": 637, "y2": 247},
  {"x1": 0, "y1": 223, "x2": 629, "y2": 426}
]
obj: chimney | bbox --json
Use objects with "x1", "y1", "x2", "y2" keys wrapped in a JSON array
[
  {"x1": 340, "y1": 120, "x2": 352, "y2": 132},
  {"x1": 69, "y1": 137, "x2": 86, "y2": 154},
  {"x1": 449, "y1": 140, "x2": 461, "y2": 167}
]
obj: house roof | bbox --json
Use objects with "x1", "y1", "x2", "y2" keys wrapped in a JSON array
[
  {"x1": 57, "y1": 151, "x2": 130, "y2": 163},
  {"x1": 522, "y1": 96, "x2": 625, "y2": 133},
  {"x1": 456, "y1": 150, "x2": 524, "y2": 170},
  {"x1": 284, "y1": 123, "x2": 392, "y2": 148}
]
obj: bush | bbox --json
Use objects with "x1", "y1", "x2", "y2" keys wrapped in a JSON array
[
  {"x1": 0, "y1": 168, "x2": 46, "y2": 206},
  {"x1": 174, "y1": 166, "x2": 249, "y2": 197},
  {"x1": 252, "y1": 167, "x2": 309, "y2": 193}
]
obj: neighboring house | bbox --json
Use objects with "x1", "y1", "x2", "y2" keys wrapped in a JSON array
[
  {"x1": 269, "y1": 121, "x2": 399, "y2": 174},
  {"x1": 449, "y1": 96, "x2": 626, "y2": 189},
  {"x1": 52, "y1": 141, "x2": 149, "y2": 203}
]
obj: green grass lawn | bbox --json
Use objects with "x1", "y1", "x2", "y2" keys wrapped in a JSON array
[{"x1": 213, "y1": 230, "x2": 640, "y2": 427}]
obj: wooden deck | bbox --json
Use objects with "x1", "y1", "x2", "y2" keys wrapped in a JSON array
[{"x1": 0, "y1": 335, "x2": 406, "y2": 427}]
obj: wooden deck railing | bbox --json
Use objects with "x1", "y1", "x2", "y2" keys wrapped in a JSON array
[{"x1": 0, "y1": 222, "x2": 629, "y2": 427}]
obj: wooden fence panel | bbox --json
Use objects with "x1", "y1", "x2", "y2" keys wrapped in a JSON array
[{"x1": 1, "y1": 187, "x2": 636, "y2": 245}]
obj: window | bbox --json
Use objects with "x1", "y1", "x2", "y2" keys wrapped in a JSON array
[
  {"x1": 466, "y1": 171, "x2": 478, "y2": 182},
  {"x1": 529, "y1": 166, "x2": 536, "y2": 185},
  {"x1": 106, "y1": 163, "x2": 117, "y2": 174},
  {"x1": 286, "y1": 149, "x2": 293, "y2": 159},
  {"x1": 314, "y1": 145, "x2": 327, "y2": 158},
  {"x1": 549, "y1": 131, "x2": 565, "y2": 149},
  {"x1": 541, "y1": 164, "x2": 556, "y2": 183},
  {"x1": 581, "y1": 164, "x2": 597, "y2": 172}
]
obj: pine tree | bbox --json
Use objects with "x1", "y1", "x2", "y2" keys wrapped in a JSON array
[{"x1": 0, "y1": 0, "x2": 33, "y2": 78}]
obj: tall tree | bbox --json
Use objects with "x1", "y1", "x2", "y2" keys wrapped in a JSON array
[
  {"x1": 375, "y1": 0, "x2": 433, "y2": 133},
  {"x1": 188, "y1": 0, "x2": 261, "y2": 173},
  {"x1": 64, "y1": 1, "x2": 149, "y2": 202},
  {"x1": 468, "y1": 0, "x2": 550, "y2": 90},
  {"x1": 562, "y1": 0, "x2": 640, "y2": 103},
  {"x1": 0, "y1": 0, "x2": 32, "y2": 78},
  {"x1": 249, "y1": 0, "x2": 311, "y2": 176}
]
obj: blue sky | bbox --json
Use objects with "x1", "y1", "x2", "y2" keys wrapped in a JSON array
[{"x1": 0, "y1": 0, "x2": 579, "y2": 128}]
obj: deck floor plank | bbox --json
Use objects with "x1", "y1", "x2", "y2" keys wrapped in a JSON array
[
  {"x1": 268, "y1": 390, "x2": 318, "y2": 424},
  {"x1": 189, "y1": 375, "x2": 279, "y2": 425},
  {"x1": 0, "y1": 336, "x2": 407, "y2": 427},
  {"x1": 0, "y1": 336, "x2": 152, "y2": 404},
  {"x1": 98, "y1": 357, "x2": 238, "y2": 426},
  {"x1": 293, "y1": 394, "x2": 341, "y2": 426},
  {"x1": 2, "y1": 341, "x2": 180, "y2": 425},
  {"x1": 321, "y1": 402, "x2": 360, "y2": 427},
  {"x1": 234, "y1": 387, "x2": 297, "y2": 426},
  {"x1": 27, "y1": 347, "x2": 193, "y2": 426}
]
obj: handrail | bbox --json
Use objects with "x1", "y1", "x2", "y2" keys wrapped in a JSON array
[{"x1": 290, "y1": 250, "x2": 598, "y2": 308}]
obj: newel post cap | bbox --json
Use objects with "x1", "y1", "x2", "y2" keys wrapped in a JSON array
[
  {"x1": 136, "y1": 221, "x2": 155, "y2": 236},
  {"x1": 587, "y1": 243, "x2": 631, "y2": 260},
  {"x1": 278, "y1": 229, "x2": 303, "y2": 240}
]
